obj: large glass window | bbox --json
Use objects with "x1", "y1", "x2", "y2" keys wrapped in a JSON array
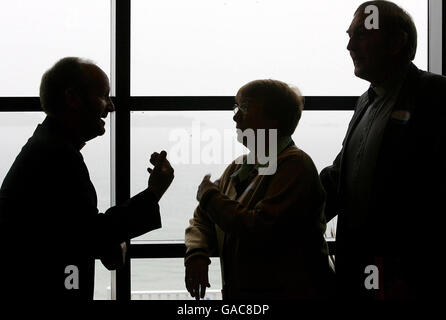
[{"x1": 131, "y1": 0, "x2": 427, "y2": 96}]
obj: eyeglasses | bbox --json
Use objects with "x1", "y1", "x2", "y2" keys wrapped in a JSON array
[{"x1": 233, "y1": 103, "x2": 248, "y2": 115}]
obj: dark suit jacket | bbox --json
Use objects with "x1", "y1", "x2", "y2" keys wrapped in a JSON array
[
  {"x1": 320, "y1": 63, "x2": 446, "y2": 299},
  {"x1": 0, "y1": 116, "x2": 161, "y2": 300}
]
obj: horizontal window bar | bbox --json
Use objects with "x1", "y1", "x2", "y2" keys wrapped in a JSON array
[
  {"x1": 128, "y1": 96, "x2": 357, "y2": 111},
  {"x1": 128, "y1": 240, "x2": 336, "y2": 259},
  {"x1": 0, "y1": 97, "x2": 41, "y2": 112},
  {"x1": 0, "y1": 97, "x2": 358, "y2": 112}
]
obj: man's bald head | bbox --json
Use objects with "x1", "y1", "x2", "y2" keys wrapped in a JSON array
[{"x1": 39, "y1": 57, "x2": 98, "y2": 116}]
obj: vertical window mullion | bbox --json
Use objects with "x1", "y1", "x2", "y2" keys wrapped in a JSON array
[{"x1": 110, "y1": 0, "x2": 131, "y2": 301}]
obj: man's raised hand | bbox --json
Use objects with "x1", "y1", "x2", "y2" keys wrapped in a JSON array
[{"x1": 147, "y1": 150, "x2": 174, "y2": 200}]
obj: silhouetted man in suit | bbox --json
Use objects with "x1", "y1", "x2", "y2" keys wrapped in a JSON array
[
  {"x1": 0, "y1": 57, "x2": 174, "y2": 300},
  {"x1": 321, "y1": 1, "x2": 446, "y2": 299}
]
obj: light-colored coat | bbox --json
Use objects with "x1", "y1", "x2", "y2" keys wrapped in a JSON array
[{"x1": 185, "y1": 144, "x2": 331, "y2": 299}]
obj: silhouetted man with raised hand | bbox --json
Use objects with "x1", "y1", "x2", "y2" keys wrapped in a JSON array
[
  {"x1": 321, "y1": 1, "x2": 446, "y2": 299},
  {"x1": 0, "y1": 57, "x2": 174, "y2": 301}
]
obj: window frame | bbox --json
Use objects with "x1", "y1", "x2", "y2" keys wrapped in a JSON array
[{"x1": 0, "y1": 0, "x2": 441, "y2": 300}]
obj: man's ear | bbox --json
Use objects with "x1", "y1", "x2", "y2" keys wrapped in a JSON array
[
  {"x1": 389, "y1": 31, "x2": 408, "y2": 56},
  {"x1": 65, "y1": 88, "x2": 81, "y2": 110}
]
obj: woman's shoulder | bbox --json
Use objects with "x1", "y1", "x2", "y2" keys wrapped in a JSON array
[{"x1": 278, "y1": 145, "x2": 316, "y2": 168}]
